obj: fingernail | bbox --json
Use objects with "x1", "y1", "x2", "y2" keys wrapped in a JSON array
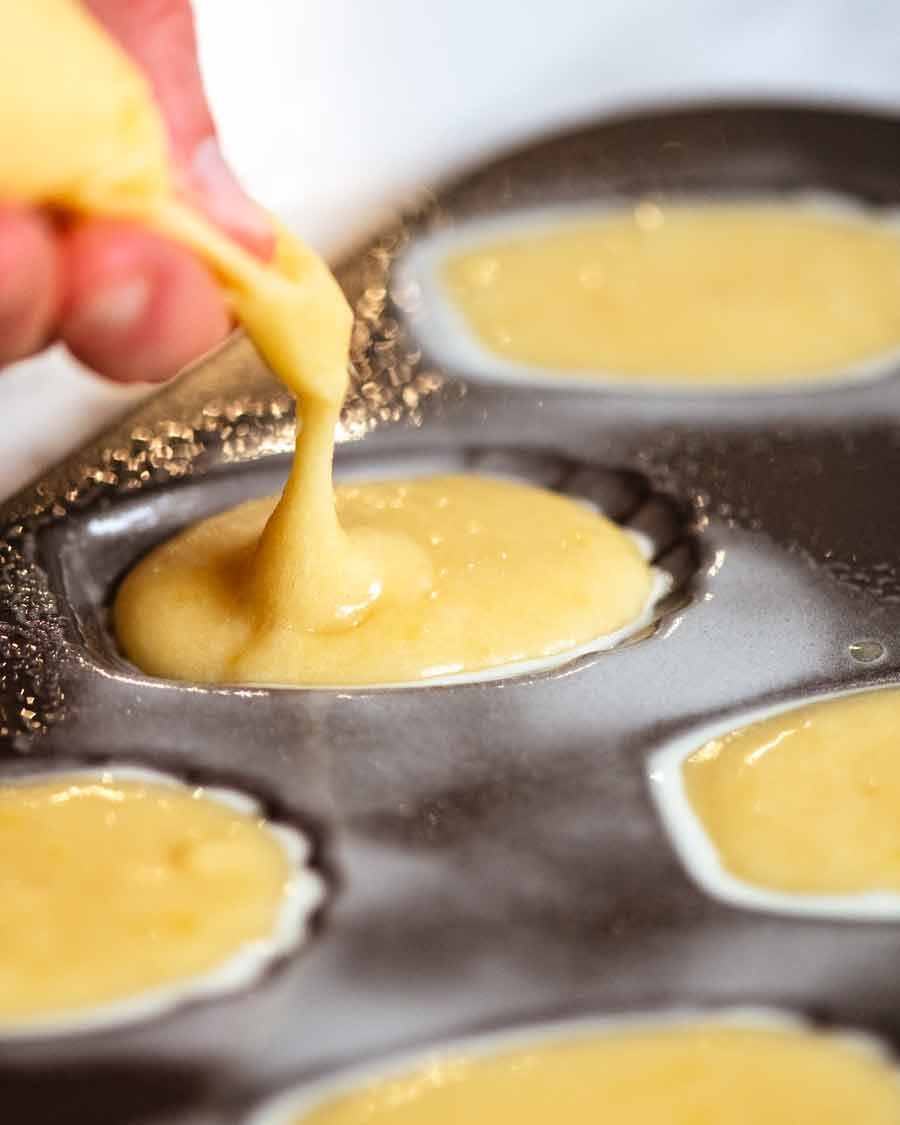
[
  {"x1": 190, "y1": 137, "x2": 274, "y2": 256},
  {"x1": 74, "y1": 278, "x2": 149, "y2": 334}
]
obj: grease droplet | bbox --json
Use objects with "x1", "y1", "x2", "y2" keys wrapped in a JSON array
[{"x1": 849, "y1": 640, "x2": 886, "y2": 664}]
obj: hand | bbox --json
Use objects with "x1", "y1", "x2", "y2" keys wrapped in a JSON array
[{"x1": 0, "y1": 0, "x2": 274, "y2": 384}]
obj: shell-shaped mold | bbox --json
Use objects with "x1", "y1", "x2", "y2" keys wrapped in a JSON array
[
  {"x1": 393, "y1": 195, "x2": 900, "y2": 398},
  {"x1": 648, "y1": 685, "x2": 900, "y2": 920},
  {"x1": 0, "y1": 763, "x2": 326, "y2": 1039},
  {"x1": 246, "y1": 1007, "x2": 900, "y2": 1125},
  {"x1": 42, "y1": 445, "x2": 699, "y2": 691}
]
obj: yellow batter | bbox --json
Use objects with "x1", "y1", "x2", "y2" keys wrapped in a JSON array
[
  {"x1": 115, "y1": 475, "x2": 653, "y2": 685},
  {"x1": 443, "y1": 202, "x2": 900, "y2": 384},
  {"x1": 1, "y1": 0, "x2": 654, "y2": 685},
  {"x1": 280, "y1": 1021, "x2": 900, "y2": 1124},
  {"x1": 683, "y1": 689, "x2": 900, "y2": 894},
  {"x1": 0, "y1": 773, "x2": 293, "y2": 1026},
  {"x1": 1, "y1": 0, "x2": 376, "y2": 632}
]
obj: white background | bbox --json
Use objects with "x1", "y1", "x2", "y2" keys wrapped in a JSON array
[{"x1": 3, "y1": 0, "x2": 899, "y2": 499}]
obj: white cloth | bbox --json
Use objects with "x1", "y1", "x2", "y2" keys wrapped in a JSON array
[{"x1": 3, "y1": 0, "x2": 899, "y2": 499}]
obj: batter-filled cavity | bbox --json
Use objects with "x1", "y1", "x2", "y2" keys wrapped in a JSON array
[
  {"x1": 251, "y1": 1014, "x2": 900, "y2": 1124},
  {"x1": 0, "y1": 769, "x2": 322, "y2": 1034},
  {"x1": 433, "y1": 199, "x2": 900, "y2": 388},
  {"x1": 651, "y1": 687, "x2": 900, "y2": 917},
  {"x1": 115, "y1": 474, "x2": 661, "y2": 686}
]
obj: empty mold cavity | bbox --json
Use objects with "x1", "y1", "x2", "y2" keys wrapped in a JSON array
[
  {"x1": 649, "y1": 684, "x2": 900, "y2": 920},
  {"x1": 247, "y1": 1007, "x2": 900, "y2": 1125},
  {"x1": 0, "y1": 764, "x2": 325, "y2": 1039},
  {"x1": 395, "y1": 194, "x2": 900, "y2": 395},
  {"x1": 42, "y1": 446, "x2": 698, "y2": 690}
]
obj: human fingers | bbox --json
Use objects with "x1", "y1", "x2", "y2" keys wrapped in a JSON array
[
  {"x1": 59, "y1": 217, "x2": 230, "y2": 384},
  {"x1": 0, "y1": 205, "x2": 62, "y2": 366}
]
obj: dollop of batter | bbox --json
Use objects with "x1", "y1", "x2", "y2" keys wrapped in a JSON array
[
  {"x1": 1, "y1": 0, "x2": 386, "y2": 643},
  {"x1": 443, "y1": 201, "x2": 900, "y2": 385},
  {"x1": 115, "y1": 475, "x2": 654, "y2": 685},
  {"x1": 4, "y1": 1, "x2": 655, "y2": 684},
  {"x1": 683, "y1": 689, "x2": 900, "y2": 893},
  {"x1": 274, "y1": 1020, "x2": 900, "y2": 1124},
  {"x1": 0, "y1": 774, "x2": 297, "y2": 1027}
]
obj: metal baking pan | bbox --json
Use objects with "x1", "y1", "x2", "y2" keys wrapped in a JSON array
[{"x1": 3, "y1": 100, "x2": 900, "y2": 1124}]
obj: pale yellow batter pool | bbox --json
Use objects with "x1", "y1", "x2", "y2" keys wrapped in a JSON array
[
  {"x1": 442, "y1": 201, "x2": 900, "y2": 385},
  {"x1": 271, "y1": 1020, "x2": 900, "y2": 1124},
  {"x1": 115, "y1": 475, "x2": 654, "y2": 686},
  {"x1": 683, "y1": 689, "x2": 900, "y2": 894},
  {"x1": 0, "y1": 773, "x2": 297, "y2": 1028}
]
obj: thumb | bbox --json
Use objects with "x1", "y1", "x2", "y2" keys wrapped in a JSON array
[{"x1": 83, "y1": 0, "x2": 275, "y2": 259}]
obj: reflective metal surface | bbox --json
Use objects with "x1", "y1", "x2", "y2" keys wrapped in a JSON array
[{"x1": 3, "y1": 102, "x2": 900, "y2": 1124}]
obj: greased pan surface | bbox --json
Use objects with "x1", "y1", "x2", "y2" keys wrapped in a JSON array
[{"x1": 3, "y1": 102, "x2": 900, "y2": 1124}]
